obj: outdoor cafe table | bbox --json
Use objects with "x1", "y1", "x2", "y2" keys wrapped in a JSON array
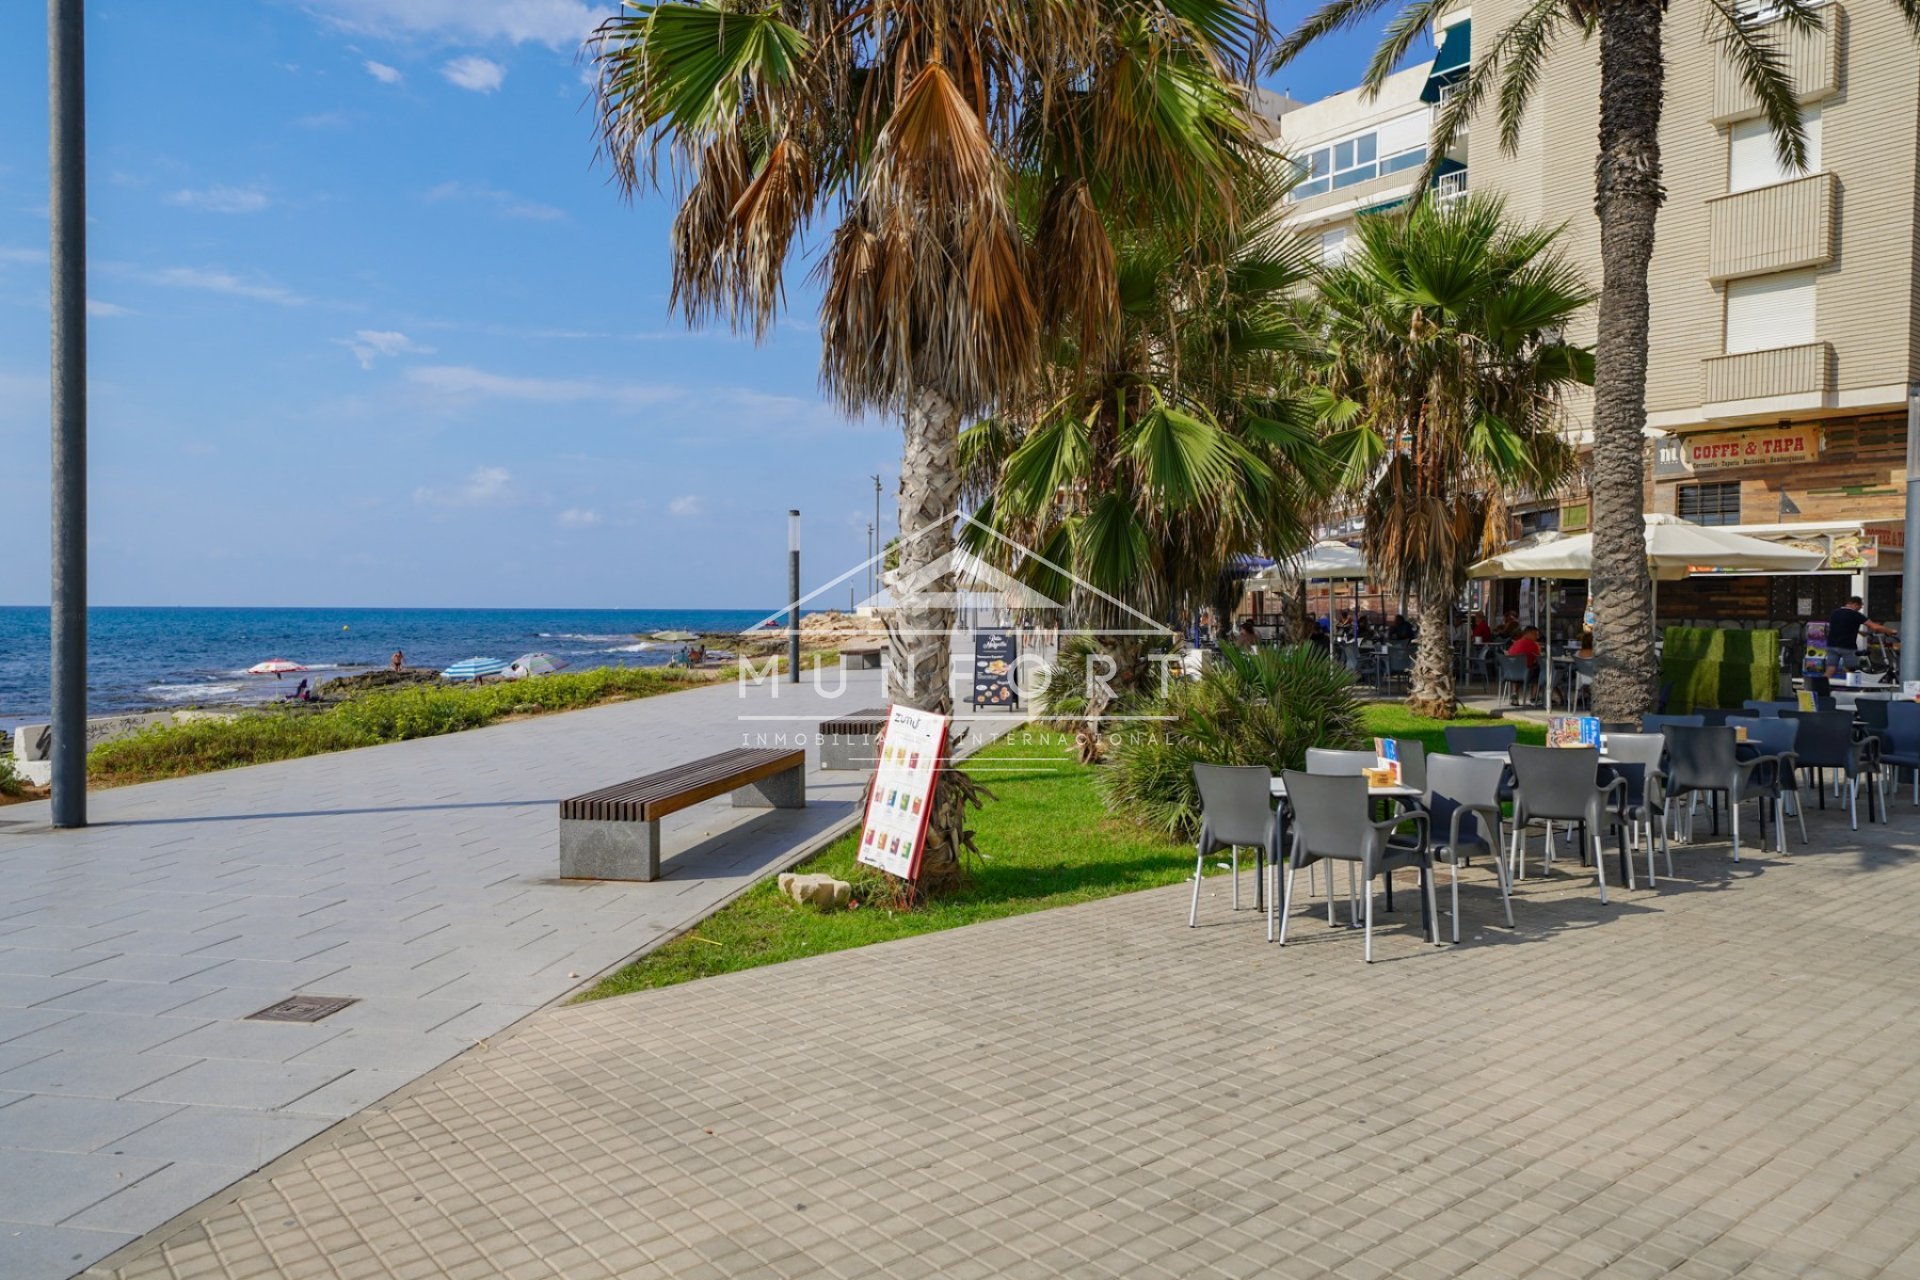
[{"x1": 1266, "y1": 777, "x2": 1430, "y2": 933}]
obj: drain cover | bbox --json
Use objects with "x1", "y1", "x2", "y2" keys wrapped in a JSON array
[{"x1": 246, "y1": 995, "x2": 358, "y2": 1023}]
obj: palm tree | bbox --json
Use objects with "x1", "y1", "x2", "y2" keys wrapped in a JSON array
[
  {"x1": 1309, "y1": 195, "x2": 1591, "y2": 718},
  {"x1": 958, "y1": 157, "x2": 1329, "y2": 655},
  {"x1": 591, "y1": 1, "x2": 1269, "y2": 715},
  {"x1": 1275, "y1": 0, "x2": 1918, "y2": 722}
]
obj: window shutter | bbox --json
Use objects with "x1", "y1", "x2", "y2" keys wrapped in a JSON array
[
  {"x1": 1728, "y1": 107, "x2": 1820, "y2": 193},
  {"x1": 1725, "y1": 271, "x2": 1816, "y2": 354}
]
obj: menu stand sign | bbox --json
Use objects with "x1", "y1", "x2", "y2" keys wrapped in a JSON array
[
  {"x1": 970, "y1": 628, "x2": 1020, "y2": 711},
  {"x1": 856, "y1": 706, "x2": 950, "y2": 881}
]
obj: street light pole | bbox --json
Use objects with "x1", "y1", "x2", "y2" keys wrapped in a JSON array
[
  {"x1": 49, "y1": 0, "x2": 87, "y2": 829},
  {"x1": 788, "y1": 510, "x2": 801, "y2": 683},
  {"x1": 1903, "y1": 388, "x2": 1920, "y2": 683},
  {"x1": 872, "y1": 473, "x2": 883, "y2": 590}
]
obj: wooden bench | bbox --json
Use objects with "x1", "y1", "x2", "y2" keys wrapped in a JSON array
[
  {"x1": 818, "y1": 708, "x2": 889, "y2": 771},
  {"x1": 558, "y1": 748, "x2": 806, "y2": 881},
  {"x1": 841, "y1": 645, "x2": 883, "y2": 670}
]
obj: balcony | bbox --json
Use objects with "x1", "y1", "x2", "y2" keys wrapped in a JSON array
[
  {"x1": 1433, "y1": 168, "x2": 1468, "y2": 205},
  {"x1": 1712, "y1": 4, "x2": 1840, "y2": 123},
  {"x1": 1707, "y1": 172, "x2": 1837, "y2": 280},
  {"x1": 1702, "y1": 341, "x2": 1834, "y2": 413}
]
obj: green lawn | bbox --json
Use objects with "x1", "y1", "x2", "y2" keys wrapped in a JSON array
[
  {"x1": 578, "y1": 703, "x2": 1525, "y2": 1000},
  {"x1": 1360, "y1": 702, "x2": 1546, "y2": 755}
]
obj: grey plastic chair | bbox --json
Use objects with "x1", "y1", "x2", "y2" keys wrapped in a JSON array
[
  {"x1": 1742, "y1": 700, "x2": 1798, "y2": 718},
  {"x1": 1444, "y1": 724, "x2": 1518, "y2": 755},
  {"x1": 1507, "y1": 745, "x2": 1626, "y2": 901},
  {"x1": 1602, "y1": 732, "x2": 1672, "y2": 886},
  {"x1": 1641, "y1": 713, "x2": 1704, "y2": 734},
  {"x1": 1424, "y1": 754, "x2": 1514, "y2": 942},
  {"x1": 1394, "y1": 739, "x2": 1429, "y2": 793},
  {"x1": 1276, "y1": 771, "x2": 1436, "y2": 962},
  {"x1": 1497, "y1": 654, "x2": 1535, "y2": 706},
  {"x1": 1305, "y1": 748, "x2": 1375, "y2": 776},
  {"x1": 1728, "y1": 715, "x2": 1806, "y2": 845},
  {"x1": 1878, "y1": 701, "x2": 1920, "y2": 807},
  {"x1": 1661, "y1": 725, "x2": 1784, "y2": 859},
  {"x1": 1785, "y1": 710, "x2": 1881, "y2": 829},
  {"x1": 1189, "y1": 764, "x2": 1280, "y2": 927}
]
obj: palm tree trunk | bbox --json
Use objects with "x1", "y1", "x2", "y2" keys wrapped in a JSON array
[
  {"x1": 1586, "y1": 0, "x2": 1665, "y2": 723},
  {"x1": 1407, "y1": 594, "x2": 1456, "y2": 719},
  {"x1": 887, "y1": 386, "x2": 961, "y2": 713}
]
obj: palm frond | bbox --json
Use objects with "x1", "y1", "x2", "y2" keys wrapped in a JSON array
[{"x1": 1704, "y1": 0, "x2": 1813, "y2": 171}]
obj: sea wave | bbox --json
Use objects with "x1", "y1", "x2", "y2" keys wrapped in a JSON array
[
  {"x1": 539, "y1": 632, "x2": 635, "y2": 643},
  {"x1": 603, "y1": 642, "x2": 666, "y2": 653},
  {"x1": 148, "y1": 682, "x2": 241, "y2": 702}
]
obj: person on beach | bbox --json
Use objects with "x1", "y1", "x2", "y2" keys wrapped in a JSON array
[{"x1": 391, "y1": 650, "x2": 404, "y2": 672}]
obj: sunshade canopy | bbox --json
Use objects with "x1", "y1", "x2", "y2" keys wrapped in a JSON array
[{"x1": 1470, "y1": 514, "x2": 1827, "y2": 581}]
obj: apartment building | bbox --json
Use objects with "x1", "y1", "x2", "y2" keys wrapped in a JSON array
[{"x1": 1272, "y1": 3, "x2": 1920, "y2": 625}]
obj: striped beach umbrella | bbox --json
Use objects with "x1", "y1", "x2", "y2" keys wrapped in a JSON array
[
  {"x1": 247, "y1": 658, "x2": 307, "y2": 675},
  {"x1": 650, "y1": 630, "x2": 699, "y2": 643},
  {"x1": 441, "y1": 656, "x2": 510, "y2": 682},
  {"x1": 506, "y1": 652, "x2": 566, "y2": 680}
]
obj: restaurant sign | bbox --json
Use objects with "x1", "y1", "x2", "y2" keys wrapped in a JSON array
[{"x1": 1657, "y1": 425, "x2": 1822, "y2": 477}]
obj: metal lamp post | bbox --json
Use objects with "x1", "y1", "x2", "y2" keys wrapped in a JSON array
[
  {"x1": 49, "y1": 0, "x2": 87, "y2": 829},
  {"x1": 788, "y1": 510, "x2": 801, "y2": 683}
]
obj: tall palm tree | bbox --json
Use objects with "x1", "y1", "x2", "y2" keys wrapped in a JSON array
[
  {"x1": 1310, "y1": 196, "x2": 1591, "y2": 718},
  {"x1": 591, "y1": 1, "x2": 1270, "y2": 717},
  {"x1": 958, "y1": 158, "x2": 1329, "y2": 648},
  {"x1": 1276, "y1": 0, "x2": 1918, "y2": 721}
]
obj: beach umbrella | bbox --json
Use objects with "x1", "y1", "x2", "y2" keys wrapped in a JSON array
[
  {"x1": 247, "y1": 659, "x2": 306, "y2": 675},
  {"x1": 441, "y1": 656, "x2": 510, "y2": 682},
  {"x1": 506, "y1": 652, "x2": 567, "y2": 680},
  {"x1": 650, "y1": 630, "x2": 700, "y2": 643}
]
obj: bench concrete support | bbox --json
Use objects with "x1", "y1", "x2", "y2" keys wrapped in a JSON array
[
  {"x1": 821, "y1": 733, "x2": 879, "y2": 772},
  {"x1": 731, "y1": 767, "x2": 807, "y2": 809},
  {"x1": 559, "y1": 818, "x2": 661, "y2": 882},
  {"x1": 842, "y1": 648, "x2": 882, "y2": 670}
]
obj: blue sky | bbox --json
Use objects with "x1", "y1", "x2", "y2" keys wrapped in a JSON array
[{"x1": 0, "y1": 1, "x2": 1394, "y2": 610}]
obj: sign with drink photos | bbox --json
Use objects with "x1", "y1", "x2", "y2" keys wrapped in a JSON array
[{"x1": 855, "y1": 705, "x2": 950, "y2": 881}]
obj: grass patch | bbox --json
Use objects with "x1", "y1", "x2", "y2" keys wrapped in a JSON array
[
  {"x1": 578, "y1": 733, "x2": 1192, "y2": 999},
  {"x1": 1360, "y1": 704, "x2": 1545, "y2": 755},
  {"x1": 88, "y1": 666, "x2": 729, "y2": 785}
]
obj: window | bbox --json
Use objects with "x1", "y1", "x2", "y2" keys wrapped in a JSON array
[
  {"x1": 1290, "y1": 115, "x2": 1428, "y2": 200},
  {"x1": 1725, "y1": 270, "x2": 1816, "y2": 354},
  {"x1": 1319, "y1": 227, "x2": 1350, "y2": 264},
  {"x1": 1679, "y1": 482, "x2": 1743, "y2": 527},
  {"x1": 1729, "y1": 107, "x2": 1821, "y2": 193}
]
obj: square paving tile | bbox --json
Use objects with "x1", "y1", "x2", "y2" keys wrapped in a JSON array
[
  {"x1": 0, "y1": 1147, "x2": 171, "y2": 1225},
  {"x1": 0, "y1": 1094, "x2": 179, "y2": 1153},
  {"x1": 123, "y1": 1058, "x2": 350, "y2": 1111},
  {"x1": 0, "y1": 1051, "x2": 191, "y2": 1101}
]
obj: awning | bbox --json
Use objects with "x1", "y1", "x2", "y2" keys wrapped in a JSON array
[{"x1": 1419, "y1": 21, "x2": 1471, "y2": 103}]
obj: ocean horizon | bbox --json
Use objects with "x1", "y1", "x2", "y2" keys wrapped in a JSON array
[{"x1": 0, "y1": 605, "x2": 804, "y2": 728}]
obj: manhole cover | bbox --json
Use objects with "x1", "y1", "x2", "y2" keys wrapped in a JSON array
[{"x1": 246, "y1": 995, "x2": 358, "y2": 1023}]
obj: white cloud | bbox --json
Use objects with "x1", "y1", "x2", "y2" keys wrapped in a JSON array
[
  {"x1": 303, "y1": 0, "x2": 609, "y2": 49},
  {"x1": 423, "y1": 180, "x2": 564, "y2": 222},
  {"x1": 363, "y1": 59, "x2": 404, "y2": 84},
  {"x1": 668, "y1": 495, "x2": 705, "y2": 518},
  {"x1": 414, "y1": 465, "x2": 514, "y2": 507},
  {"x1": 441, "y1": 56, "x2": 506, "y2": 93},
  {"x1": 142, "y1": 266, "x2": 306, "y2": 306},
  {"x1": 336, "y1": 329, "x2": 433, "y2": 369},
  {"x1": 408, "y1": 364, "x2": 679, "y2": 409},
  {"x1": 167, "y1": 185, "x2": 271, "y2": 215},
  {"x1": 557, "y1": 507, "x2": 602, "y2": 528},
  {"x1": 0, "y1": 247, "x2": 46, "y2": 265},
  {"x1": 87, "y1": 299, "x2": 134, "y2": 317}
]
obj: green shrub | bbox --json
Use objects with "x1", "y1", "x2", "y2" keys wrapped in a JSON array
[
  {"x1": 1034, "y1": 634, "x2": 1161, "y2": 722},
  {"x1": 0, "y1": 756, "x2": 26, "y2": 798},
  {"x1": 1098, "y1": 644, "x2": 1365, "y2": 838}
]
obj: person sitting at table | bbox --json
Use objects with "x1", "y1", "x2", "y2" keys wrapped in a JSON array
[
  {"x1": 1235, "y1": 619, "x2": 1259, "y2": 649},
  {"x1": 1387, "y1": 612, "x2": 1415, "y2": 644},
  {"x1": 1470, "y1": 612, "x2": 1493, "y2": 643},
  {"x1": 1507, "y1": 625, "x2": 1544, "y2": 678},
  {"x1": 1576, "y1": 628, "x2": 1595, "y2": 660}
]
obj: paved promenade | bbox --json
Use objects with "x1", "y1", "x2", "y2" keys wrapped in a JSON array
[
  {"x1": 84, "y1": 793, "x2": 1920, "y2": 1279},
  {"x1": 0, "y1": 666, "x2": 942, "y2": 1280}
]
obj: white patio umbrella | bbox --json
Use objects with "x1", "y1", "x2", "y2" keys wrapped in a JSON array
[
  {"x1": 1469, "y1": 515, "x2": 1826, "y2": 713},
  {"x1": 1248, "y1": 542, "x2": 1373, "y2": 642}
]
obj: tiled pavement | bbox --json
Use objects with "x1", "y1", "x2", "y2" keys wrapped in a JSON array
[
  {"x1": 0, "y1": 666, "x2": 996, "y2": 1280},
  {"x1": 80, "y1": 792, "x2": 1920, "y2": 1279}
]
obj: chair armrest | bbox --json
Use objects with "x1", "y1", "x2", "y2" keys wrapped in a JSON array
[{"x1": 1371, "y1": 811, "x2": 1427, "y2": 844}]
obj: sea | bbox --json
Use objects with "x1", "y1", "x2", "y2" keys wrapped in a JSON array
[{"x1": 0, "y1": 606, "x2": 786, "y2": 729}]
